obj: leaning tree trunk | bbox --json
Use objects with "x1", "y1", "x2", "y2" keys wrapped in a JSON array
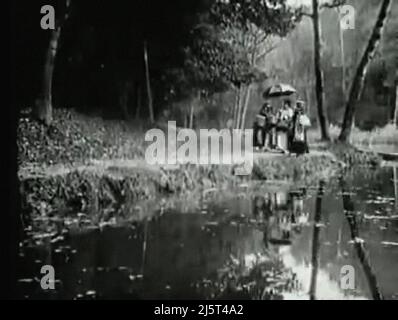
[
  {"x1": 312, "y1": 0, "x2": 330, "y2": 141},
  {"x1": 36, "y1": 27, "x2": 61, "y2": 125},
  {"x1": 339, "y1": 0, "x2": 392, "y2": 142},
  {"x1": 340, "y1": 177, "x2": 383, "y2": 300}
]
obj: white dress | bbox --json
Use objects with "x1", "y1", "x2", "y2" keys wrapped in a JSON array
[{"x1": 276, "y1": 108, "x2": 293, "y2": 150}]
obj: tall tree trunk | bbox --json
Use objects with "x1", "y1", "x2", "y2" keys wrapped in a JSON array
[
  {"x1": 189, "y1": 104, "x2": 194, "y2": 129},
  {"x1": 189, "y1": 91, "x2": 199, "y2": 129},
  {"x1": 394, "y1": 166, "x2": 398, "y2": 212},
  {"x1": 36, "y1": 27, "x2": 61, "y2": 125},
  {"x1": 312, "y1": 0, "x2": 330, "y2": 141},
  {"x1": 236, "y1": 86, "x2": 244, "y2": 129},
  {"x1": 393, "y1": 166, "x2": 398, "y2": 212},
  {"x1": 141, "y1": 219, "x2": 149, "y2": 276},
  {"x1": 144, "y1": 41, "x2": 155, "y2": 123},
  {"x1": 240, "y1": 85, "x2": 252, "y2": 130},
  {"x1": 393, "y1": 84, "x2": 398, "y2": 127},
  {"x1": 339, "y1": 0, "x2": 392, "y2": 142},
  {"x1": 305, "y1": 87, "x2": 311, "y2": 114},
  {"x1": 233, "y1": 87, "x2": 240, "y2": 128}
]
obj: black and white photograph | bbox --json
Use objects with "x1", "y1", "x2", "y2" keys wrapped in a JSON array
[{"x1": 7, "y1": 0, "x2": 398, "y2": 303}]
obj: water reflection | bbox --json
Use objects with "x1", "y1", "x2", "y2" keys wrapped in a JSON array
[
  {"x1": 17, "y1": 167, "x2": 398, "y2": 300},
  {"x1": 340, "y1": 177, "x2": 383, "y2": 300}
]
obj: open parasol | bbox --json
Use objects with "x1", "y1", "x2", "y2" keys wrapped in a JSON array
[{"x1": 263, "y1": 83, "x2": 297, "y2": 98}]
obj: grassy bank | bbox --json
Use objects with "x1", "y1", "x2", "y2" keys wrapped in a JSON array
[
  {"x1": 348, "y1": 124, "x2": 397, "y2": 146},
  {"x1": 18, "y1": 108, "x2": 387, "y2": 223},
  {"x1": 307, "y1": 124, "x2": 398, "y2": 147}
]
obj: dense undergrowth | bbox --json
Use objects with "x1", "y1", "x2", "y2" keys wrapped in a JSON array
[{"x1": 18, "y1": 108, "x2": 145, "y2": 167}]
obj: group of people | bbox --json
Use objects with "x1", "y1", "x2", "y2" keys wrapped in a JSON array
[{"x1": 253, "y1": 99, "x2": 311, "y2": 155}]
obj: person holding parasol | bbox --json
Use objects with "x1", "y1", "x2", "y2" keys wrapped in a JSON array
[{"x1": 263, "y1": 84, "x2": 296, "y2": 153}]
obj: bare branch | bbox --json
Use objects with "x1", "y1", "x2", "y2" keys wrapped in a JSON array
[
  {"x1": 255, "y1": 42, "x2": 278, "y2": 64},
  {"x1": 297, "y1": 5, "x2": 314, "y2": 19},
  {"x1": 255, "y1": 32, "x2": 268, "y2": 46}
]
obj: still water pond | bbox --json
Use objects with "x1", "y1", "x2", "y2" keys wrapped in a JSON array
[{"x1": 18, "y1": 167, "x2": 398, "y2": 300}]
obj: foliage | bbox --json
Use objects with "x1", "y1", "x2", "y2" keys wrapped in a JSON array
[
  {"x1": 20, "y1": 170, "x2": 153, "y2": 218},
  {"x1": 211, "y1": 0, "x2": 300, "y2": 36},
  {"x1": 194, "y1": 253, "x2": 300, "y2": 300},
  {"x1": 164, "y1": 0, "x2": 300, "y2": 105},
  {"x1": 18, "y1": 108, "x2": 145, "y2": 167}
]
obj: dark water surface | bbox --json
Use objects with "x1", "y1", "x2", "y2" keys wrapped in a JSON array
[{"x1": 17, "y1": 166, "x2": 398, "y2": 300}]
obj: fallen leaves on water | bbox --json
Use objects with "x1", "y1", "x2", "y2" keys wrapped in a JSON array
[
  {"x1": 381, "y1": 241, "x2": 398, "y2": 247},
  {"x1": 364, "y1": 214, "x2": 398, "y2": 221}
]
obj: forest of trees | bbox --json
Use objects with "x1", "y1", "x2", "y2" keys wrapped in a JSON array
[
  {"x1": 15, "y1": 0, "x2": 397, "y2": 141},
  {"x1": 262, "y1": 0, "x2": 397, "y2": 137}
]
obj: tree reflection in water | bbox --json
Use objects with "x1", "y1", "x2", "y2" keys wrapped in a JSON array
[{"x1": 17, "y1": 168, "x2": 397, "y2": 299}]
